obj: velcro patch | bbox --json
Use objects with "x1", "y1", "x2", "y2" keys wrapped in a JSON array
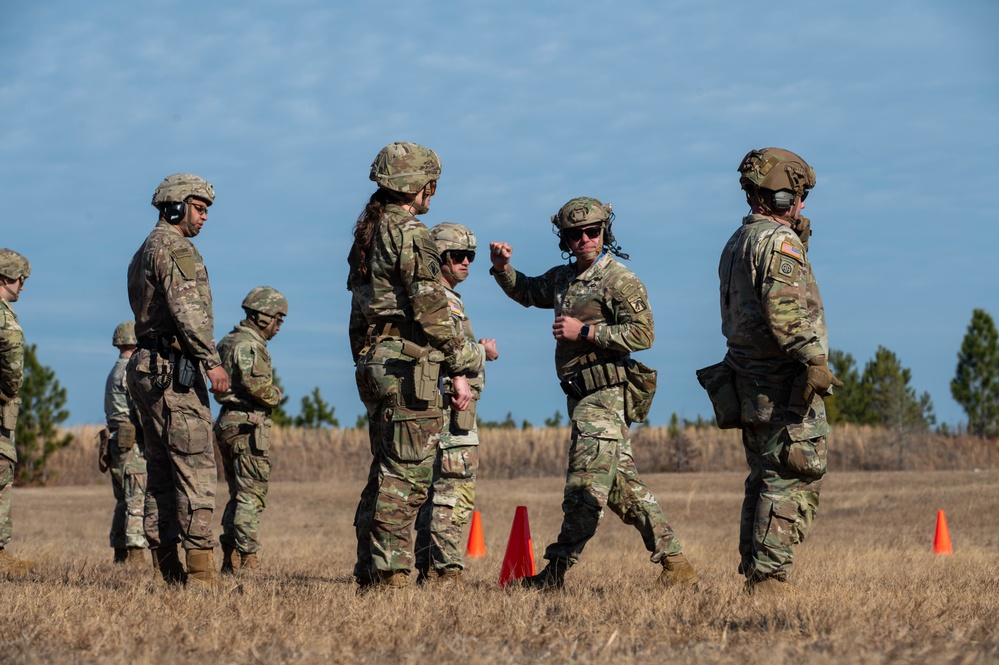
[
  {"x1": 449, "y1": 300, "x2": 462, "y2": 316},
  {"x1": 778, "y1": 241, "x2": 804, "y2": 262},
  {"x1": 627, "y1": 295, "x2": 648, "y2": 313},
  {"x1": 770, "y1": 252, "x2": 800, "y2": 283},
  {"x1": 170, "y1": 246, "x2": 196, "y2": 280}
]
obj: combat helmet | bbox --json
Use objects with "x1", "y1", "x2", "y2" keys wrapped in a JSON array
[
  {"x1": 242, "y1": 286, "x2": 288, "y2": 318},
  {"x1": 151, "y1": 173, "x2": 216, "y2": 208},
  {"x1": 369, "y1": 142, "x2": 441, "y2": 195},
  {"x1": 551, "y1": 197, "x2": 628, "y2": 259},
  {"x1": 0, "y1": 248, "x2": 30, "y2": 282},
  {"x1": 737, "y1": 148, "x2": 815, "y2": 212},
  {"x1": 112, "y1": 321, "x2": 136, "y2": 347},
  {"x1": 430, "y1": 222, "x2": 477, "y2": 256}
]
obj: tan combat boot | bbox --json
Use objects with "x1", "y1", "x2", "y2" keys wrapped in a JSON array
[
  {"x1": 656, "y1": 553, "x2": 699, "y2": 589},
  {"x1": 151, "y1": 544, "x2": 186, "y2": 585},
  {"x1": 520, "y1": 560, "x2": 568, "y2": 590},
  {"x1": 0, "y1": 548, "x2": 35, "y2": 578},
  {"x1": 186, "y1": 548, "x2": 221, "y2": 590},
  {"x1": 375, "y1": 569, "x2": 411, "y2": 589},
  {"x1": 125, "y1": 548, "x2": 147, "y2": 568},
  {"x1": 220, "y1": 545, "x2": 241, "y2": 575},
  {"x1": 745, "y1": 574, "x2": 795, "y2": 598},
  {"x1": 239, "y1": 551, "x2": 258, "y2": 575}
]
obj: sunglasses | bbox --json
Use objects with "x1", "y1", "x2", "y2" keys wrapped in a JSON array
[
  {"x1": 562, "y1": 225, "x2": 602, "y2": 242},
  {"x1": 445, "y1": 250, "x2": 475, "y2": 264}
]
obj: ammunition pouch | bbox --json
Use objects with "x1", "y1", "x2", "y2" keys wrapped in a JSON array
[
  {"x1": 0, "y1": 396, "x2": 20, "y2": 431},
  {"x1": 695, "y1": 361, "x2": 741, "y2": 429},
  {"x1": 116, "y1": 422, "x2": 137, "y2": 453},
  {"x1": 451, "y1": 399, "x2": 477, "y2": 432},
  {"x1": 97, "y1": 427, "x2": 110, "y2": 473},
  {"x1": 560, "y1": 353, "x2": 629, "y2": 401}
]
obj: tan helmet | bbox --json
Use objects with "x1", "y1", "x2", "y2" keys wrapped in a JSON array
[
  {"x1": 429, "y1": 222, "x2": 476, "y2": 255},
  {"x1": 112, "y1": 321, "x2": 137, "y2": 347},
  {"x1": 738, "y1": 148, "x2": 815, "y2": 210},
  {"x1": 242, "y1": 286, "x2": 288, "y2": 317},
  {"x1": 0, "y1": 248, "x2": 30, "y2": 281},
  {"x1": 552, "y1": 196, "x2": 613, "y2": 231},
  {"x1": 369, "y1": 142, "x2": 441, "y2": 194},
  {"x1": 151, "y1": 173, "x2": 216, "y2": 208}
]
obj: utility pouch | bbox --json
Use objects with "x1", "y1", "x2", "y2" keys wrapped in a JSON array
[
  {"x1": 116, "y1": 423, "x2": 136, "y2": 452},
  {"x1": 174, "y1": 354, "x2": 197, "y2": 392},
  {"x1": 400, "y1": 339, "x2": 443, "y2": 403},
  {"x1": 624, "y1": 359, "x2": 658, "y2": 424},
  {"x1": 97, "y1": 427, "x2": 110, "y2": 473},
  {"x1": 0, "y1": 396, "x2": 20, "y2": 430},
  {"x1": 696, "y1": 361, "x2": 741, "y2": 429},
  {"x1": 560, "y1": 375, "x2": 587, "y2": 400},
  {"x1": 452, "y1": 399, "x2": 477, "y2": 432},
  {"x1": 246, "y1": 411, "x2": 272, "y2": 455}
]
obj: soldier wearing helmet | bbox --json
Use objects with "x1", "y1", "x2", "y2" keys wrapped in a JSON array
[
  {"x1": 489, "y1": 198, "x2": 699, "y2": 591},
  {"x1": 213, "y1": 286, "x2": 287, "y2": 576},
  {"x1": 126, "y1": 173, "x2": 230, "y2": 589},
  {"x1": 716, "y1": 147, "x2": 840, "y2": 595},
  {"x1": 414, "y1": 223, "x2": 499, "y2": 584},
  {"x1": 100, "y1": 320, "x2": 148, "y2": 567},
  {"x1": 0, "y1": 248, "x2": 35, "y2": 577},
  {"x1": 348, "y1": 142, "x2": 479, "y2": 589}
]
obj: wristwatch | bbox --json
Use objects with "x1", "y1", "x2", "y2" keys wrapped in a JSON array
[{"x1": 580, "y1": 324, "x2": 591, "y2": 341}]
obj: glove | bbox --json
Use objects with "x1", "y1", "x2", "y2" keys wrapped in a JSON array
[{"x1": 803, "y1": 355, "x2": 843, "y2": 403}]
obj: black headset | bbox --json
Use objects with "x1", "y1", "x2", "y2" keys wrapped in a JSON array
[{"x1": 162, "y1": 202, "x2": 186, "y2": 223}]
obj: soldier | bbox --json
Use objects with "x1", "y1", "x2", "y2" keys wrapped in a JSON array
[
  {"x1": 214, "y1": 286, "x2": 287, "y2": 576},
  {"x1": 348, "y1": 142, "x2": 478, "y2": 588},
  {"x1": 0, "y1": 249, "x2": 34, "y2": 577},
  {"x1": 719, "y1": 148, "x2": 840, "y2": 595},
  {"x1": 489, "y1": 198, "x2": 698, "y2": 590},
  {"x1": 126, "y1": 173, "x2": 230, "y2": 588},
  {"x1": 100, "y1": 321, "x2": 148, "y2": 566},
  {"x1": 415, "y1": 223, "x2": 498, "y2": 583}
]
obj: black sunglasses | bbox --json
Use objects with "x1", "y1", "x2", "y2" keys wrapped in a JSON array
[
  {"x1": 445, "y1": 250, "x2": 475, "y2": 264},
  {"x1": 563, "y1": 225, "x2": 602, "y2": 242}
]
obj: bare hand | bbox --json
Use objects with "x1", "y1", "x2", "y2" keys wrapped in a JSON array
[
  {"x1": 274, "y1": 386, "x2": 283, "y2": 402},
  {"x1": 479, "y1": 338, "x2": 499, "y2": 361},
  {"x1": 553, "y1": 315, "x2": 584, "y2": 342},
  {"x1": 451, "y1": 375, "x2": 472, "y2": 411},
  {"x1": 489, "y1": 241, "x2": 512, "y2": 272},
  {"x1": 206, "y1": 365, "x2": 230, "y2": 395}
]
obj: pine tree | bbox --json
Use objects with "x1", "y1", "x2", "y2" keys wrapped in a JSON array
[
  {"x1": 14, "y1": 344, "x2": 73, "y2": 485},
  {"x1": 825, "y1": 349, "x2": 865, "y2": 424},
  {"x1": 861, "y1": 346, "x2": 935, "y2": 430},
  {"x1": 269, "y1": 370, "x2": 293, "y2": 427},
  {"x1": 294, "y1": 386, "x2": 339, "y2": 428},
  {"x1": 951, "y1": 308, "x2": 999, "y2": 438}
]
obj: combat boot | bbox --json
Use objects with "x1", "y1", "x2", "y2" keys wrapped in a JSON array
[
  {"x1": 656, "y1": 553, "x2": 699, "y2": 589},
  {"x1": 113, "y1": 547, "x2": 129, "y2": 564},
  {"x1": 520, "y1": 560, "x2": 568, "y2": 590},
  {"x1": 186, "y1": 548, "x2": 221, "y2": 590},
  {"x1": 0, "y1": 548, "x2": 34, "y2": 578},
  {"x1": 124, "y1": 547, "x2": 147, "y2": 568},
  {"x1": 375, "y1": 569, "x2": 411, "y2": 589},
  {"x1": 151, "y1": 544, "x2": 186, "y2": 585},
  {"x1": 745, "y1": 574, "x2": 795, "y2": 598},
  {"x1": 239, "y1": 551, "x2": 259, "y2": 575},
  {"x1": 221, "y1": 545, "x2": 241, "y2": 576}
]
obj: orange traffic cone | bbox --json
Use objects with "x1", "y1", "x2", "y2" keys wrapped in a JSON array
[
  {"x1": 499, "y1": 505, "x2": 536, "y2": 587},
  {"x1": 933, "y1": 510, "x2": 953, "y2": 555},
  {"x1": 466, "y1": 510, "x2": 486, "y2": 559}
]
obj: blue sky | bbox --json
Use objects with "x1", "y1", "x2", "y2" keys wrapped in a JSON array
[{"x1": 2, "y1": 1, "x2": 996, "y2": 429}]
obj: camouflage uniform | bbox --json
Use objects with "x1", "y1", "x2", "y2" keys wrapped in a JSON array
[
  {"x1": 493, "y1": 253, "x2": 686, "y2": 569},
  {"x1": 104, "y1": 351, "x2": 148, "y2": 552},
  {"x1": 214, "y1": 322, "x2": 280, "y2": 558},
  {"x1": 720, "y1": 213, "x2": 829, "y2": 581},
  {"x1": 126, "y1": 219, "x2": 221, "y2": 552},
  {"x1": 415, "y1": 282, "x2": 486, "y2": 576},
  {"x1": 0, "y1": 295, "x2": 24, "y2": 553},
  {"x1": 349, "y1": 200, "x2": 477, "y2": 584}
]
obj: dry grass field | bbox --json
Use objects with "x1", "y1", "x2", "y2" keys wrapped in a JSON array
[{"x1": 3, "y1": 467, "x2": 998, "y2": 664}]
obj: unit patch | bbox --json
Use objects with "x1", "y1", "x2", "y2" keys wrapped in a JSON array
[
  {"x1": 170, "y1": 245, "x2": 196, "y2": 280},
  {"x1": 628, "y1": 295, "x2": 648, "y2": 313}
]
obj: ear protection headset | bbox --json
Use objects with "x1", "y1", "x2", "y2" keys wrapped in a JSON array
[
  {"x1": 771, "y1": 190, "x2": 795, "y2": 211},
  {"x1": 162, "y1": 202, "x2": 186, "y2": 223}
]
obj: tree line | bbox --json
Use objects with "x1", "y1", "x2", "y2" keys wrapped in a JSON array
[{"x1": 14, "y1": 309, "x2": 999, "y2": 484}]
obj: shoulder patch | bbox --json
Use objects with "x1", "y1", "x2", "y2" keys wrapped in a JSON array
[
  {"x1": 414, "y1": 235, "x2": 441, "y2": 280},
  {"x1": 170, "y1": 245, "x2": 196, "y2": 280},
  {"x1": 769, "y1": 252, "x2": 800, "y2": 284},
  {"x1": 627, "y1": 294, "x2": 648, "y2": 313},
  {"x1": 777, "y1": 240, "x2": 804, "y2": 262}
]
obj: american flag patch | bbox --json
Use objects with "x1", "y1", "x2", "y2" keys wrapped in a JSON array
[
  {"x1": 778, "y1": 241, "x2": 803, "y2": 260},
  {"x1": 449, "y1": 300, "x2": 462, "y2": 316}
]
